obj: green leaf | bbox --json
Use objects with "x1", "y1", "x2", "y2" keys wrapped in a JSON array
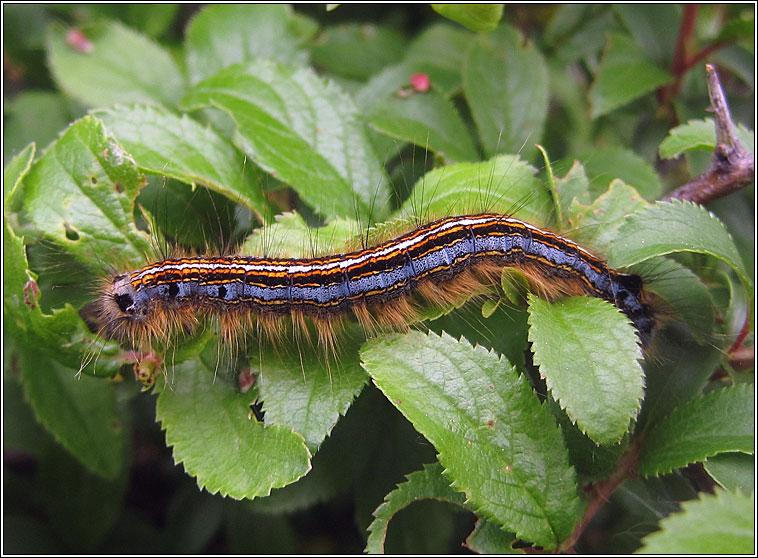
[
  {"x1": 367, "y1": 91, "x2": 478, "y2": 163},
  {"x1": 3, "y1": 373, "x2": 50, "y2": 457},
  {"x1": 637, "y1": 326, "x2": 722, "y2": 430},
  {"x1": 549, "y1": 398, "x2": 626, "y2": 484},
  {"x1": 122, "y1": 4, "x2": 180, "y2": 38},
  {"x1": 528, "y1": 295, "x2": 644, "y2": 444},
  {"x1": 257, "y1": 330, "x2": 369, "y2": 452},
  {"x1": 95, "y1": 105, "x2": 268, "y2": 219},
  {"x1": 356, "y1": 62, "x2": 421, "y2": 112},
  {"x1": 250, "y1": 393, "x2": 371, "y2": 515},
  {"x1": 432, "y1": 4, "x2": 504, "y2": 32},
  {"x1": 361, "y1": 331, "x2": 582, "y2": 550},
  {"x1": 181, "y1": 59, "x2": 391, "y2": 222},
  {"x1": 398, "y1": 154, "x2": 553, "y2": 228},
  {"x1": 3, "y1": 92, "x2": 72, "y2": 164},
  {"x1": 46, "y1": 21, "x2": 184, "y2": 108},
  {"x1": 631, "y1": 257, "x2": 715, "y2": 344},
  {"x1": 608, "y1": 200, "x2": 752, "y2": 293},
  {"x1": 366, "y1": 462, "x2": 468, "y2": 553},
  {"x1": 4, "y1": 214, "x2": 122, "y2": 376},
  {"x1": 239, "y1": 211, "x2": 360, "y2": 258},
  {"x1": 659, "y1": 118, "x2": 755, "y2": 159},
  {"x1": 185, "y1": 4, "x2": 310, "y2": 84},
  {"x1": 568, "y1": 179, "x2": 648, "y2": 253},
  {"x1": 309, "y1": 23, "x2": 407, "y2": 80},
  {"x1": 554, "y1": 160, "x2": 591, "y2": 220},
  {"x1": 590, "y1": 33, "x2": 672, "y2": 118},
  {"x1": 463, "y1": 25, "x2": 548, "y2": 160},
  {"x1": 704, "y1": 452, "x2": 754, "y2": 494},
  {"x1": 39, "y1": 442, "x2": 127, "y2": 549},
  {"x1": 156, "y1": 354, "x2": 312, "y2": 499},
  {"x1": 580, "y1": 147, "x2": 662, "y2": 201},
  {"x1": 612, "y1": 4, "x2": 681, "y2": 65},
  {"x1": 18, "y1": 350, "x2": 124, "y2": 479},
  {"x1": 465, "y1": 517, "x2": 520, "y2": 554},
  {"x1": 715, "y1": 15, "x2": 755, "y2": 42},
  {"x1": 609, "y1": 473, "x2": 696, "y2": 553},
  {"x1": 404, "y1": 23, "x2": 474, "y2": 95},
  {"x1": 18, "y1": 115, "x2": 153, "y2": 270},
  {"x1": 637, "y1": 490, "x2": 754, "y2": 554},
  {"x1": 639, "y1": 385, "x2": 754, "y2": 476},
  {"x1": 4, "y1": 142, "x2": 35, "y2": 205},
  {"x1": 355, "y1": 24, "x2": 474, "y2": 110},
  {"x1": 431, "y1": 302, "x2": 531, "y2": 375},
  {"x1": 543, "y1": 6, "x2": 620, "y2": 66}
]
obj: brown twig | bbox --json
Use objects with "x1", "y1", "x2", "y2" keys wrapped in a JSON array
[
  {"x1": 658, "y1": 4, "x2": 699, "y2": 108},
  {"x1": 662, "y1": 65, "x2": 754, "y2": 205},
  {"x1": 556, "y1": 439, "x2": 642, "y2": 553},
  {"x1": 658, "y1": 6, "x2": 739, "y2": 111}
]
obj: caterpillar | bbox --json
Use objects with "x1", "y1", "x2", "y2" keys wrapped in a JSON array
[{"x1": 91, "y1": 212, "x2": 655, "y2": 361}]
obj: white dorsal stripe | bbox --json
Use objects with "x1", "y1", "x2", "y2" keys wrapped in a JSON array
[{"x1": 132, "y1": 215, "x2": 588, "y2": 282}]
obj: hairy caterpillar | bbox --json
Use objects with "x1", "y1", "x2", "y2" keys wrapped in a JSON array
[{"x1": 90, "y1": 211, "x2": 655, "y2": 365}]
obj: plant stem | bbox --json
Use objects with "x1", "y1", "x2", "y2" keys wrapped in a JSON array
[
  {"x1": 662, "y1": 65, "x2": 754, "y2": 205},
  {"x1": 557, "y1": 439, "x2": 642, "y2": 553}
]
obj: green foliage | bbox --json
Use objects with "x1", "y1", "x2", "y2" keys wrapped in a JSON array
[
  {"x1": 579, "y1": 146, "x2": 662, "y2": 201},
  {"x1": 256, "y1": 328, "x2": 369, "y2": 452},
  {"x1": 432, "y1": 4, "x2": 504, "y2": 32},
  {"x1": 637, "y1": 490, "x2": 755, "y2": 554},
  {"x1": 704, "y1": 452, "x2": 755, "y2": 493},
  {"x1": 155, "y1": 351, "x2": 312, "y2": 499},
  {"x1": 361, "y1": 332, "x2": 583, "y2": 549},
  {"x1": 639, "y1": 384, "x2": 754, "y2": 476},
  {"x1": 3, "y1": 4, "x2": 753, "y2": 554},
  {"x1": 94, "y1": 105, "x2": 268, "y2": 218},
  {"x1": 367, "y1": 91, "x2": 478, "y2": 163},
  {"x1": 47, "y1": 20, "x2": 184, "y2": 107},
  {"x1": 659, "y1": 118, "x2": 755, "y2": 158},
  {"x1": 10, "y1": 116, "x2": 153, "y2": 270},
  {"x1": 366, "y1": 462, "x2": 468, "y2": 553},
  {"x1": 589, "y1": 32, "x2": 672, "y2": 117},
  {"x1": 184, "y1": 5, "x2": 313, "y2": 84},
  {"x1": 180, "y1": 58, "x2": 391, "y2": 222},
  {"x1": 527, "y1": 295, "x2": 644, "y2": 444},
  {"x1": 463, "y1": 26, "x2": 548, "y2": 161},
  {"x1": 609, "y1": 200, "x2": 752, "y2": 292}
]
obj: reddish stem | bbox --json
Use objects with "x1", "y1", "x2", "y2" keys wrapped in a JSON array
[
  {"x1": 558, "y1": 440, "x2": 642, "y2": 553},
  {"x1": 688, "y1": 39, "x2": 731, "y2": 69},
  {"x1": 672, "y1": 5, "x2": 698, "y2": 75},
  {"x1": 727, "y1": 307, "x2": 753, "y2": 357},
  {"x1": 658, "y1": 5, "x2": 698, "y2": 108}
]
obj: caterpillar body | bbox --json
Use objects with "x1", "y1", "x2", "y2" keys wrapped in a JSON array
[{"x1": 93, "y1": 212, "x2": 655, "y2": 356}]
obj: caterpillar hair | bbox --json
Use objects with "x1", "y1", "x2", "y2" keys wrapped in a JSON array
[{"x1": 89, "y1": 212, "x2": 655, "y2": 363}]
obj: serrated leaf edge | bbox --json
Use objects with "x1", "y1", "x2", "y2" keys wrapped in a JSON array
[
  {"x1": 527, "y1": 295, "x2": 644, "y2": 445},
  {"x1": 639, "y1": 383, "x2": 755, "y2": 477}
]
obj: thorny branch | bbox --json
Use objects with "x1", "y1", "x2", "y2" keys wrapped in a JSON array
[
  {"x1": 662, "y1": 65, "x2": 755, "y2": 205},
  {"x1": 556, "y1": 65, "x2": 754, "y2": 554}
]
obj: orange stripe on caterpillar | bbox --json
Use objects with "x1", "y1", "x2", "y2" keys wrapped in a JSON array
[{"x1": 91, "y1": 213, "x2": 655, "y2": 351}]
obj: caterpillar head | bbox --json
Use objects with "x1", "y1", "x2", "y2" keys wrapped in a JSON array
[
  {"x1": 90, "y1": 273, "x2": 150, "y2": 345},
  {"x1": 613, "y1": 273, "x2": 655, "y2": 346},
  {"x1": 86, "y1": 270, "x2": 199, "y2": 350}
]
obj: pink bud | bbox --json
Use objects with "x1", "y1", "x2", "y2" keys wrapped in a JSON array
[
  {"x1": 66, "y1": 29, "x2": 94, "y2": 53},
  {"x1": 409, "y1": 73, "x2": 430, "y2": 93}
]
